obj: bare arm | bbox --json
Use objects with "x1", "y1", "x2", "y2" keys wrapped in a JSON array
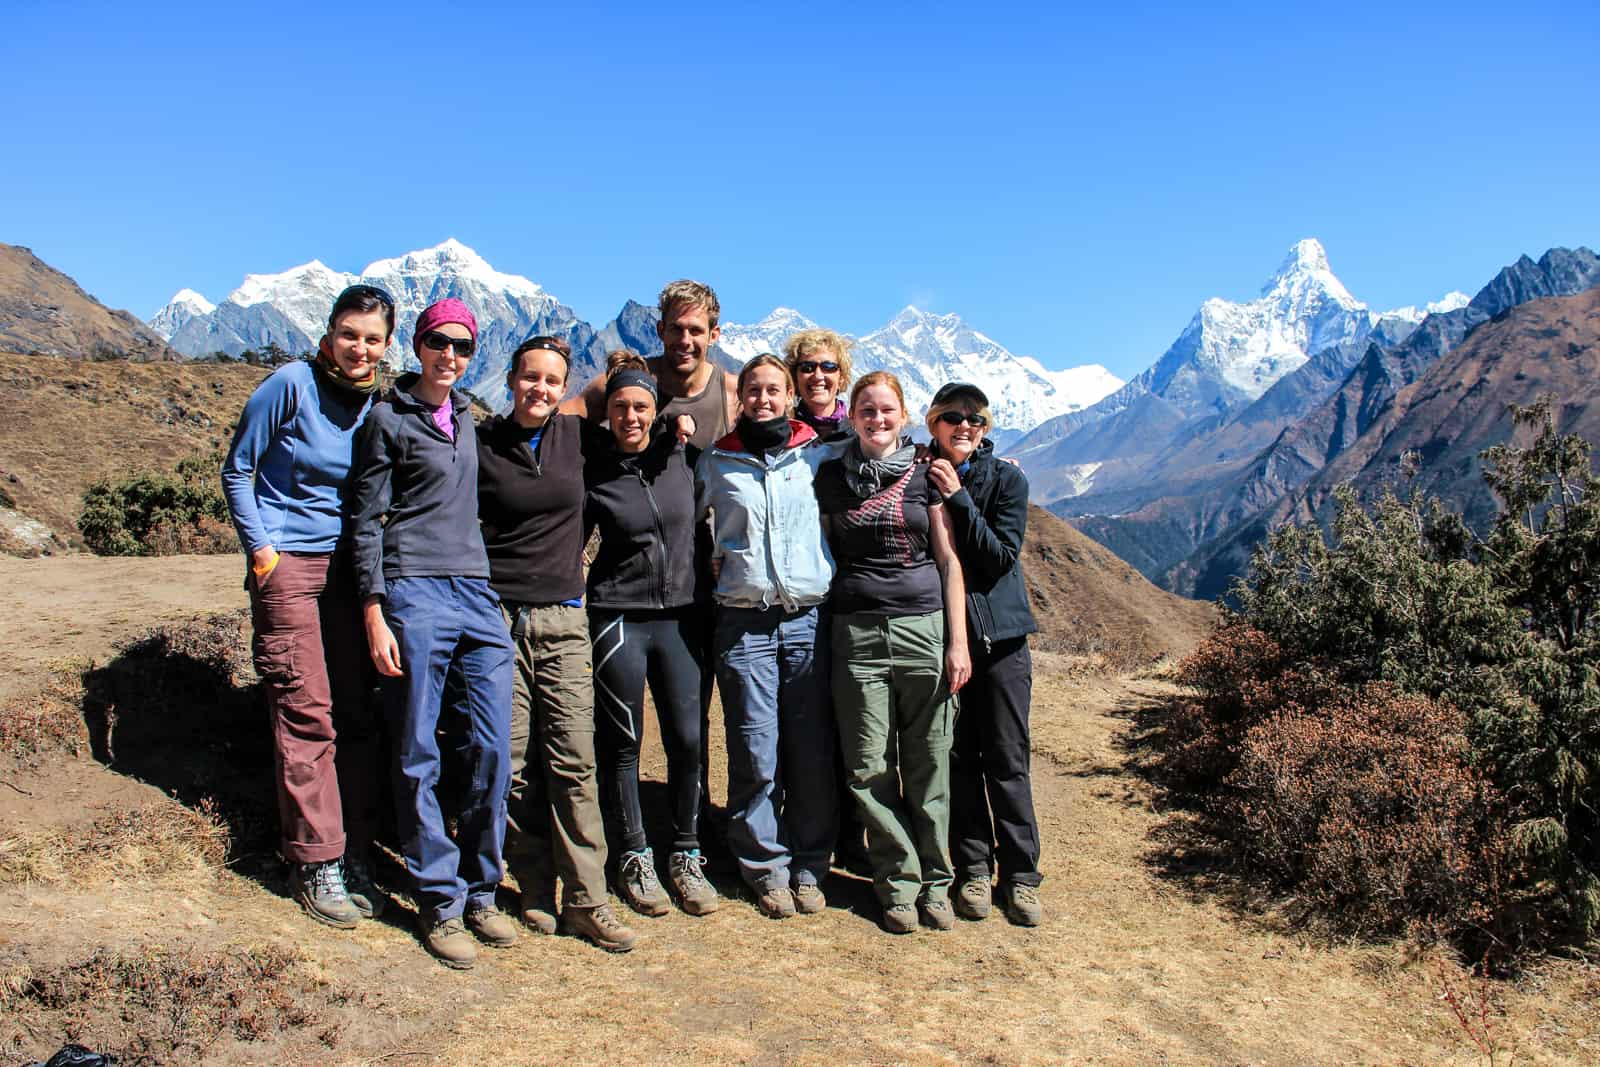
[
  {"x1": 559, "y1": 373, "x2": 608, "y2": 418},
  {"x1": 929, "y1": 503, "x2": 971, "y2": 693}
]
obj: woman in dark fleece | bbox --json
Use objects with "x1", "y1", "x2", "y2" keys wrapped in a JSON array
[
  {"x1": 925, "y1": 382, "x2": 1044, "y2": 928},
  {"x1": 349, "y1": 298, "x2": 516, "y2": 970},
  {"x1": 583, "y1": 353, "x2": 718, "y2": 922}
]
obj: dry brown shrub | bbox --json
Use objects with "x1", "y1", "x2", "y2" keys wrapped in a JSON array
[
  {"x1": 0, "y1": 667, "x2": 88, "y2": 760},
  {"x1": 0, "y1": 798, "x2": 230, "y2": 884},
  {"x1": 0, "y1": 944, "x2": 360, "y2": 1065},
  {"x1": 145, "y1": 514, "x2": 236, "y2": 556},
  {"x1": 1230, "y1": 685, "x2": 1508, "y2": 939}
]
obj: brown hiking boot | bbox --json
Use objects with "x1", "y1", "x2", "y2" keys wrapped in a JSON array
[
  {"x1": 1005, "y1": 882, "x2": 1043, "y2": 927},
  {"x1": 954, "y1": 878, "x2": 992, "y2": 921},
  {"x1": 419, "y1": 915, "x2": 478, "y2": 969},
  {"x1": 560, "y1": 903, "x2": 638, "y2": 953},
  {"x1": 465, "y1": 904, "x2": 518, "y2": 947},
  {"x1": 755, "y1": 885, "x2": 795, "y2": 919},
  {"x1": 616, "y1": 848, "x2": 672, "y2": 917},
  {"x1": 792, "y1": 882, "x2": 826, "y2": 914},
  {"x1": 292, "y1": 860, "x2": 360, "y2": 929},
  {"x1": 342, "y1": 855, "x2": 389, "y2": 920},
  {"x1": 518, "y1": 886, "x2": 557, "y2": 935},
  {"x1": 919, "y1": 899, "x2": 955, "y2": 931},
  {"x1": 668, "y1": 849, "x2": 720, "y2": 916},
  {"x1": 880, "y1": 902, "x2": 918, "y2": 935}
]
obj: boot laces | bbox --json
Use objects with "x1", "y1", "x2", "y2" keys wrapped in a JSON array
[{"x1": 621, "y1": 849, "x2": 662, "y2": 896}]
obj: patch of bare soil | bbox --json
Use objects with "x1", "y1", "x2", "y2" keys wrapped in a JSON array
[{"x1": 1, "y1": 559, "x2": 1596, "y2": 1065}]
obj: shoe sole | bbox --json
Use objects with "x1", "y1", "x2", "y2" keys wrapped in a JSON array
[
  {"x1": 521, "y1": 914, "x2": 558, "y2": 935},
  {"x1": 427, "y1": 951, "x2": 476, "y2": 970},
  {"x1": 1006, "y1": 911, "x2": 1042, "y2": 927},
  {"x1": 920, "y1": 912, "x2": 955, "y2": 931},
  {"x1": 676, "y1": 898, "x2": 720, "y2": 916}
]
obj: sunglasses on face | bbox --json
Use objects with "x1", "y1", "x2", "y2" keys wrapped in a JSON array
[
  {"x1": 937, "y1": 410, "x2": 988, "y2": 428},
  {"x1": 795, "y1": 360, "x2": 840, "y2": 374},
  {"x1": 420, "y1": 330, "x2": 475, "y2": 357}
]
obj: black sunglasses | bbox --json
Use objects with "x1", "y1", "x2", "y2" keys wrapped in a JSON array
[
  {"x1": 419, "y1": 330, "x2": 475, "y2": 357},
  {"x1": 339, "y1": 283, "x2": 395, "y2": 308},
  {"x1": 937, "y1": 410, "x2": 988, "y2": 428},
  {"x1": 795, "y1": 360, "x2": 840, "y2": 374}
]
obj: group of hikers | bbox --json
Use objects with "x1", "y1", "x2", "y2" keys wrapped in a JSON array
[{"x1": 221, "y1": 278, "x2": 1044, "y2": 969}]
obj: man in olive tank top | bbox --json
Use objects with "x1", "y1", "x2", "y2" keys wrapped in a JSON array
[{"x1": 569, "y1": 280, "x2": 739, "y2": 450}]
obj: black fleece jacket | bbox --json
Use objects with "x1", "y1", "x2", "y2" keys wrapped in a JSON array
[
  {"x1": 584, "y1": 432, "x2": 705, "y2": 611},
  {"x1": 939, "y1": 439, "x2": 1039, "y2": 648},
  {"x1": 477, "y1": 412, "x2": 612, "y2": 605},
  {"x1": 348, "y1": 375, "x2": 489, "y2": 601}
]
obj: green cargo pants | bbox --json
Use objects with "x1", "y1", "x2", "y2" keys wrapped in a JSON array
[{"x1": 831, "y1": 610, "x2": 957, "y2": 908}]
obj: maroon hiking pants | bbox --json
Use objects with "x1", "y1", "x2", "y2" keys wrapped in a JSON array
[{"x1": 248, "y1": 551, "x2": 382, "y2": 865}]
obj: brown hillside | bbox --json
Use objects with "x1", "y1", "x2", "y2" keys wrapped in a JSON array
[
  {"x1": 0, "y1": 244, "x2": 179, "y2": 361},
  {"x1": 1022, "y1": 504, "x2": 1212, "y2": 665},
  {"x1": 0, "y1": 352, "x2": 268, "y2": 553}
]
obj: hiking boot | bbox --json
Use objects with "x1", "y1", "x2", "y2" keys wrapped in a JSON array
[
  {"x1": 342, "y1": 855, "x2": 389, "y2": 920},
  {"x1": 616, "y1": 848, "x2": 672, "y2": 917},
  {"x1": 465, "y1": 904, "x2": 518, "y2": 947},
  {"x1": 560, "y1": 903, "x2": 638, "y2": 953},
  {"x1": 1005, "y1": 882, "x2": 1043, "y2": 927},
  {"x1": 755, "y1": 885, "x2": 795, "y2": 919},
  {"x1": 919, "y1": 899, "x2": 955, "y2": 931},
  {"x1": 954, "y1": 878, "x2": 992, "y2": 921},
  {"x1": 880, "y1": 902, "x2": 918, "y2": 935},
  {"x1": 292, "y1": 860, "x2": 360, "y2": 929},
  {"x1": 518, "y1": 886, "x2": 557, "y2": 935},
  {"x1": 793, "y1": 881, "x2": 826, "y2": 914},
  {"x1": 668, "y1": 849, "x2": 720, "y2": 916},
  {"x1": 419, "y1": 915, "x2": 478, "y2": 970}
]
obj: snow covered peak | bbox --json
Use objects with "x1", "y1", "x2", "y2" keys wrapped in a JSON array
[
  {"x1": 1427, "y1": 291, "x2": 1472, "y2": 315},
  {"x1": 168, "y1": 288, "x2": 214, "y2": 315},
  {"x1": 227, "y1": 260, "x2": 347, "y2": 308},
  {"x1": 1260, "y1": 238, "x2": 1358, "y2": 308},
  {"x1": 360, "y1": 238, "x2": 543, "y2": 299},
  {"x1": 1274, "y1": 238, "x2": 1331, "y2": 278}
]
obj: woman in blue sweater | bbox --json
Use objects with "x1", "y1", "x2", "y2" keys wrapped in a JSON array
[{"x1": 221, "y1": 283, "x2": 394, "y2": 931}]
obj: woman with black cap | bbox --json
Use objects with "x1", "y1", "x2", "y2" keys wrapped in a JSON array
[
  {"x1": 925, "y1": 381, "x2": 1044, "y2": 927},
  {"x1": 584, "y1": 353, "x2": 719, "y2": 921}
]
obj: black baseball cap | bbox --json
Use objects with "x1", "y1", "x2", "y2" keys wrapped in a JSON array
[{"x1": 931, "y1": 382, "x2": 990, "y2": 408}]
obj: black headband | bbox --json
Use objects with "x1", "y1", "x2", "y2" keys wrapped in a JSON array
[
  {"x1": 515, "y1": 338, "x2": 570, "y2": 363},
  {"x1": 606, "y1": 369, "x2": 658, "y2": 399}
]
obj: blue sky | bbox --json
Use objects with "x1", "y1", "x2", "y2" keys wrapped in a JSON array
[{"x1": 2, "y1": 2, "x2": 1595, "y2": 379}]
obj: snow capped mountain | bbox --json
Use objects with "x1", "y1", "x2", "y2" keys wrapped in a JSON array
[
  {"x1": 151, "y1": 241, "x2": 1118, "y2": 429},
  {"x1": 148, "y1": 288, "x2": 215, "y2": 340},
  {"x1": 854, "y1": 306, "x2": 1121, "y2": 430}
]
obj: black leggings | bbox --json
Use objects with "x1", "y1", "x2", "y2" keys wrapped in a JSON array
[{"x1": 590, "y1": 607, "x2": 705, "y2": 855}]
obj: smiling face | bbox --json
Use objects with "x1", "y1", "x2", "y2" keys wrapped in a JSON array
[
  {"x1": 850, "y1": 383, "x2": 905, "y2": 458},
  {"x1": 509, "y1": 349, "x2": 568, "y2": 428},
  {"x1": 326, "y1": 308, "x2": 390, "y2": 380},
  {"x1": 656, "y1": 301, "x2": 721, "y2": 378},
  {"x1": 418, "y1": 323, "x2": 473, "y2": 396},
  {"x1": 930, "y1": 405, "x2": 987, "y2": 464},
  {"x1": 793, "y1": 350, "x2": 842, "y2": 417},
  {"x1": 739, "y1": 363, "x2": 792, "y2": 421},
  {"x1": 607, "y1": 385, "x2": 657, "y2": 452}
]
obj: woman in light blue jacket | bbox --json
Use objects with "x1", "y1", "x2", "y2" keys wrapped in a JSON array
[{"x1": 694, "y1": 353, "x2": 836, "y2": 919}]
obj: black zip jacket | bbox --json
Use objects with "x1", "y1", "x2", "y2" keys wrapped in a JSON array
[
  {"x1": 939, "y1": 438, "x2": 1039, "y2": 648},
  {"x1": 349, "y1": 374, "x2": 489, "y2": 601},
  {"x1": 584, "y1": 432, "x2": 705, "y2": 611},
  {"x1": 477, "y1": 412, "x2": 611, "y2": 606}
]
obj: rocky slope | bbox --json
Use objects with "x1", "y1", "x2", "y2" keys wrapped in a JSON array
[{"x1": 0, "y1": 244, "x2": 179, "y2": 362}]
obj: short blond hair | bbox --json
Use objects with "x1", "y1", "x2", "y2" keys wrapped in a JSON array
[
  {"x1": 658, "y1": 279, "x2": 721, "y2": 328},
  {"x1": 736, "y1": 353, "x2": 794, "y2": 397},
  {"x1": 925, "y1": 394, "x2": 993, "y2": 436},
  {"x1": 781, "y1": 328, "x2": 854, "y2": 391}
]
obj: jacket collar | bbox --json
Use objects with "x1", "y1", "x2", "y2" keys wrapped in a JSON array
[
  {"x1": 713, "y1": 418, "x2": 818, "y2": 454},
  {"x1": 389, "y1": 372, "x2": 470, "y2": 414}
]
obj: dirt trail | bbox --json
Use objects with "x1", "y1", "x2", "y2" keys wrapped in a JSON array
[{"x1": 1, "y1": 558, "x2": 1594, "y2": 1064}]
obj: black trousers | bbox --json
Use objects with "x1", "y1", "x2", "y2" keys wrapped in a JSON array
[{"x1": 949, "y1": 637, "x2": 1043, "y2": 886}]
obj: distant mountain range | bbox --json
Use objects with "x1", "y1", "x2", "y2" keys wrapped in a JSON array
[
  {"x1": 148, "y1": 239, "x2": 1122, "y2": 431},
  {"x1": 1037, "y1": 242, "x2": 1600, "y2": 600},
  {"x1": 1, "y1": 243, "x2": 178, "y2": 362}
]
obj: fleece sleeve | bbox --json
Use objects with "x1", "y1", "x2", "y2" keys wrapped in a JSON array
[
  {"x1": 942, "y1": 465, "x2": 1029, "y2": 588},
  {"x1": 220, "y1": 369, "x2": 298, "y2": 555},
  {"x1": 348, "y1": 407, "x2": 396, "y2": 601}
]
